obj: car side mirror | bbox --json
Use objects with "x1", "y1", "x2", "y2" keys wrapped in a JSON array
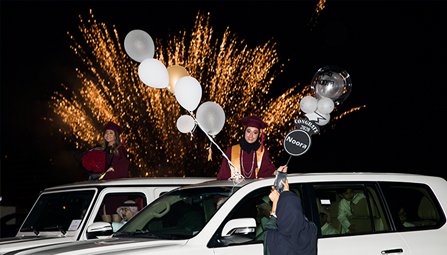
[
  {"x1": 86, "y1": 222, "x2": 113, "y2": 239},
  {"x1": 218, "y1": 218, "x2": 256, "y2": 246}
]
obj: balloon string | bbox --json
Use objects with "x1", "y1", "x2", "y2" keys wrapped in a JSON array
[{"x1": 188, "y1": 111, "x2": 244, "y2": 182}]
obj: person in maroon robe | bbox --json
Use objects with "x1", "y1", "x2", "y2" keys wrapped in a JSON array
[
  {"x1": 217, "y1": 115, "x2": 282, "y2": 180},
  {"x1": 101, "y1": 121, "x2": 129, "y2": 179}
]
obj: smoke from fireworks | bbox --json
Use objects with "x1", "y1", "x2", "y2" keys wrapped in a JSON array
[{"x1": 49, "y1": 10, "x2": 364, "y2": 177}]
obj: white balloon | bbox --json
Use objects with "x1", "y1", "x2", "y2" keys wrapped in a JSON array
[
  {"x1": 196, "y1": 101, "x2": 225, "y2": 136},
  {"x1": 174, "y1": 76, "x2": 202, "y2": 111},
  {"x1": 138, "y1": 59, "x2": 169, "y2": 89},
  {"x1": 300, "y1": 96, "x2": 318, "y2": 113},
  {"x1": 305, "y1": 110, "x2": 330, "y2": 126},
  {"x1": 176, "y1": 115, "x2": 195, "y2": 134},
  {"x1": 317, "y1": 98, "x2": 335, "y2": 114},
  {"x1": 124, "y1": 30, "x2": 155, "y2": 62}
]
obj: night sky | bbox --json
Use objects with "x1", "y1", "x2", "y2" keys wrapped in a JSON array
[{"x1": 2, "y1": 1, "x2": 446, "y2": 212}]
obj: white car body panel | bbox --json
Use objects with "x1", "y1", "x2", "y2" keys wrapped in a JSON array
[{"x1": 2, "y1": 173, "x2": 446, "y2": 255}]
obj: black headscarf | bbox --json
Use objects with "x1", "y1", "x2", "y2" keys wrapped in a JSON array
[
  {"x1": 266, "y1": 191, "x2": 317, "y2": 255},
  {"x1": 239, "y1": 131, "x2": 261, "y2": 153}
]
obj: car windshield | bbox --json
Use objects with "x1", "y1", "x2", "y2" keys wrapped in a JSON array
[
  {"x1": 21, "y1": 190, "x2": 95, "y2": 234},
  {"x1": 115, "y1": 186, "x2": 238, "y2": 239}
]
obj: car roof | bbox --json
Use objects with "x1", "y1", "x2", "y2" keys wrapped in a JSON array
[
  {"x1": 178, "y1": 172, "x2": 445, "y2": 190},
  {"x1": 42, "y1": 177, "x2": 215, "y2": 192}
]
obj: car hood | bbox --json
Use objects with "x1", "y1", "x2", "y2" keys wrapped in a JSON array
[
  {"x1": 5, "y1": 237, "x2": 188, "y2": 255},
  {"x1": 0, "y1": 236, "x2": 74, "y2": 255}
]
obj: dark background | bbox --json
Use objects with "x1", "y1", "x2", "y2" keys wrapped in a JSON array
[{"x1": 2, "y1": 1, "x2": 446, "y2": 213}]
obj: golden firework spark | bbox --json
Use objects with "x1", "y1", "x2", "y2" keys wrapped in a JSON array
[
  {"x1": 308, "y1": 0, "x2": 327, "y2": 31},
  {"x1": 49, "y1": 10, "x2": 364, "y2": 177}
]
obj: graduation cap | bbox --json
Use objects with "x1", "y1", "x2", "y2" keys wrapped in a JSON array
[
  {"x1": 239, "y1": 115, "x2": 268, "y2": 129},
  {"x1": 104, "y1": 121, "x2": 125, "y2": 135}
]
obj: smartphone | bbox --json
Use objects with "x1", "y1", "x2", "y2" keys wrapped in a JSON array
[{"x1": 274, "y1": 171, "x2": 287, "y2": 193}]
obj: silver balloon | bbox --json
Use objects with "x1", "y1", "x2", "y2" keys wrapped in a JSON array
[
  {"x1": 176, "y1": 115, "x2": 196, "y2": 134},
  {"x1": 124, "y1": 30, "x2": 155, "y2": 62},
  {"x1": 311, "y1": 66, "x2": 352, "y2": 105},
  {"x1": 196, "y1": 101, "x2": 225, "y2": 136}
]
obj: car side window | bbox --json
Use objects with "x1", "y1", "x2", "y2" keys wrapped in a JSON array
[
  {"x1": 313, "y1": 183, "x2": 390, "y2": 237},
  {"x1": 380, "y1": 182, "x2": 446, "y2": 231},
  {"x1": 94, "y1": 193, "x2": 146, "y2": 223},
  {"x1": 209, "y1": 184, "x2": 303, "y2": 248}
]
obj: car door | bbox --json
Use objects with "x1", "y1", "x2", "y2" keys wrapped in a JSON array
[
  {"x1": 311, "y1": 182, "x2": 411, "y2": 255},
  {"x1": 379, "y1": 182, "x2": 447, "y2": 255},
  {"x1": 211, "y1": 184, "x2": 307, "y2": 255},
  {"x1": 79, "y1": 187, "x2": 149, "y2": 240}
]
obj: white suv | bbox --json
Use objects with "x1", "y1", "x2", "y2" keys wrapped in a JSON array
[
  {"x1": 3, "y1": 173, "x2": 447, "y2": 255},
  {"x1": 0, "y1": 177, "x2": 212, "y2": 254}
]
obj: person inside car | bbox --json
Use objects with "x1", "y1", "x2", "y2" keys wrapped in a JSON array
[
  {"x1": 319, "y1": 205, "x2": 339, "y2": 235},
  {"x1": 255, "y1": 196, "x2": 272, "y2": 240},
  {"x1": 337, "y1": 188, "x2": 366, "y2": 233},
  {"x1": 111, "y1": 200, "x2": 139, "y2": 232},
  {"x1": 398, "y1": 206, "x2": 415, "y2": 228}
]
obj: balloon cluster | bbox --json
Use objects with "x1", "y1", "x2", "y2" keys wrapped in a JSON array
[
  {"x1": 124, "y1": 29, "x2": 226, "y2": 136},
  {"x1": 283, "y1": 66, "x2": 352, "y2": 161},
  {"x1": 125, "y1": 29, "x2": 241, "y2": 181},
  {"x1": 300, "y1": 66, "x2": 352, "y2": 126}
]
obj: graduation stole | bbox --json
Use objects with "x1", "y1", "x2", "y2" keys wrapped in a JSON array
[{"x1": 230, "y1": 144, "x2": 265, "y2": 178}]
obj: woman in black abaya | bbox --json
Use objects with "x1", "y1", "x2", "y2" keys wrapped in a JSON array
[{"x1": 264, "y1": 179, "x2": 317, "y2": 255}]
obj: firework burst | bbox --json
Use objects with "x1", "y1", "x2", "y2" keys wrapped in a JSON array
[{"x1": 49, "y1": 10, "x2": 364, "y2": 177}]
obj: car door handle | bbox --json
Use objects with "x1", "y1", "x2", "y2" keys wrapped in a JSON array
[{"x1": 381, "y1": 248, "x2": 404, "y2": 254}]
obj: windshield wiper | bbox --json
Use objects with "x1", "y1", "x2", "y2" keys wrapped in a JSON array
[
  {"x1": 43, "y1": 226, "x2": 67, "y2": 235},
  {"x1": 139, "y1": 231, "x2": 183, "y2": 240},
  {"x1": 147, "y1": 233, "x2": 180, "y2": 240},
  {"x1": 21, "y1": 226, "x2": 40, "y2": 235},
  {"x1": 114, "y1": 230, "x2": 179, "y2": 240},
  {"x1": 113, "y1": 231, "x2": 132, "y2": 237},
  {"x1": 114, "y1": 230, "x2": 150, "y2": 237}
]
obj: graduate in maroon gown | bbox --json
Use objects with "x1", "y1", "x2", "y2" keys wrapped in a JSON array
[
  {"x1": 101, "y1": 121, "x2": 129, "y2": 179},
  {"x1": 217, "y1": 115, "x2": 281, "y2": 180}
]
